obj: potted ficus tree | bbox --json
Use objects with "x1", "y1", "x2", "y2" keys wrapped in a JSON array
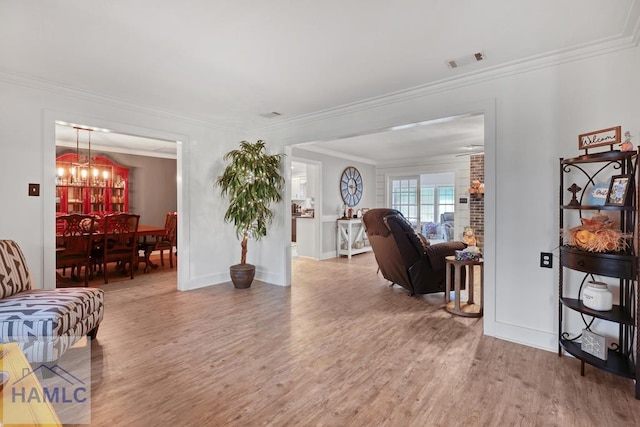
[{"x1": 216, "y1": 140, "x2": 285, "y2": 288}]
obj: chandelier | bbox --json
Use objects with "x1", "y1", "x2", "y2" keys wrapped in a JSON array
[{"x1": 57, "y1": 127, "x2": 109, "y2": 185}]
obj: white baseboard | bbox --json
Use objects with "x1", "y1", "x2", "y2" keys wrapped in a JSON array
[
  {"x1": 484, "y1": 319, "x2": 556, "y2": 353},
  {"x1": 321, "y1": 251, "x2": 337, "y2": 260},
  {"x1": 183, "y1": 272, "x2": 230, "y2": 290}
]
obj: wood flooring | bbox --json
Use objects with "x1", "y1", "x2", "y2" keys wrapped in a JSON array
[{"x1": 69, "y1": 253, "x2": 639, "y2": 426}]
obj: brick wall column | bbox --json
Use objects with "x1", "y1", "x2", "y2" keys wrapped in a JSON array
[{"x1": 469, "y1": 154, "x2": 484, "y2": 247}]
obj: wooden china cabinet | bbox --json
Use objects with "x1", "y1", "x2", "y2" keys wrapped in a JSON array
[{"x1": 56, "y1": 153, "x2": 129, "y2": 214}]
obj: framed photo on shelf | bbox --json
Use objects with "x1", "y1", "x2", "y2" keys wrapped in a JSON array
[
  {"x1": 605, "y1": 174, "x2": 632, "y2": 206},
  {"x1": 588, "y1": 182, "x2": 609, "y2": 206}
]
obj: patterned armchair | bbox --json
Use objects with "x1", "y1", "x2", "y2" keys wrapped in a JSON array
[{"x1": 0, "y1": 240, "x2": 104, "y2": 362}]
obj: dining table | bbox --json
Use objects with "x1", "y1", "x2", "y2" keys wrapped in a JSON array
[
  {"x1": 137, "y1": 224, "x2": 168, "y2": 272},
  {"x1": 56, "y1": 223, "x2": 167, "y2": 283}
]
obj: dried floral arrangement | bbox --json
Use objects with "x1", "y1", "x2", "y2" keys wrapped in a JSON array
[{"x1": 566, "y1": 214, "x2": 629, "y2": 252}]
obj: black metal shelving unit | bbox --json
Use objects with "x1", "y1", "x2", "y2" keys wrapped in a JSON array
[{"x1": 559, "y1": 149, "x2": 639, "y2": 399}]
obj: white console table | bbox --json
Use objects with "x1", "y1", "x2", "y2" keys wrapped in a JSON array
[{"x1": 336, "y1": 218, "x2": 372, "y2": 259}]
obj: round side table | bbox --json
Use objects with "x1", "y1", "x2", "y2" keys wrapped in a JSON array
[{"x1": 444, "y1": 255, "x2": 484, "y2": 317}]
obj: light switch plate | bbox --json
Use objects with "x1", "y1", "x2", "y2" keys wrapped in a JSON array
[
  {"x1": 581, "y1": 329, "x2": 607, "y2": 360},
  {"x1": 28, "y1": 183, "x2": 40, "y2": 197}
]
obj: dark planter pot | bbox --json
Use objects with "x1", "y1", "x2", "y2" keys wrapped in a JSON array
[{"x1": 229, "y1": 263, "x2": 255, "y2": 289}]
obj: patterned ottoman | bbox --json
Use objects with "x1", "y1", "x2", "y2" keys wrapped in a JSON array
[{"x1": 0, "y1": 240, "x2": 103, "y2": 362}]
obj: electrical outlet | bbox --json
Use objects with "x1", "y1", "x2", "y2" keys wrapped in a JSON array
[
  {"x1": 540, "y1": 252, "x2": 553, "y2": 268},
  {"x1": 28, "y1": 183, "x2": 40, "y2": 197}
]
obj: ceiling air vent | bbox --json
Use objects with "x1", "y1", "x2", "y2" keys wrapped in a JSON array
[
  {"x1": 260, "y1": 111, "x2": 283, "y2": 119},
  {"x1": 447, "y1": 51, "x2": 485, "y2": 69}
]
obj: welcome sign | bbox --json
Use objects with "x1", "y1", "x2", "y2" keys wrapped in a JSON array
[{"x1": 578, "y1": 126, "x2": 621, "y2": 150}]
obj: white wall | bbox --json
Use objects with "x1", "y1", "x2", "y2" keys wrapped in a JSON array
[
  {"x1": 291, "y1": 146, "x2": 376, "y2": 258},
  {"x1": 2, "y1": 43, "x2": 640, "y2": 354},
  {"x1": 253, "y1": 44, "x2": 640, "y2": 352},
  {"x1": 420, "y1": 172, "x2": 454, "y2": 187},
  {"x1": 292, "y1": 147, "x2": 376, "y2": 216},
  {"x1": 0, "y1": 77, "x2": 248, "y2": 292}
]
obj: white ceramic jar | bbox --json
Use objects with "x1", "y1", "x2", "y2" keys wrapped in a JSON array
[{"x1": 582, "y1": 281, "x2": 613, "y2": 311}]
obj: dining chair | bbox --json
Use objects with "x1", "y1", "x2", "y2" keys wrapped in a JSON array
[
  {"x1": 140, "y1": 211, "x2": 177, "y2": 272},
  {"x1": 157, "y1": 211, "x2": 177, "y2": 268},
  {"x1": 56, "y1": 214, "x2": 95, "y2": 287},
  {"x1": 100, "y1": 213, "x2": 140, "y2": 284},
  {"x1": 88, "y1": 211, "x2": 106, "y2": 275}
]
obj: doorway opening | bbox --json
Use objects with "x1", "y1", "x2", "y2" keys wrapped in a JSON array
[
  {"x1": 290, "y1": 158, "x2": 321, "y2": 260},
  {"x1": 53, "y1": 121, "x2": 179, "y2": 288},
  {"x1": 286, "y1": 112, "x2": 487, "y2": 316}
]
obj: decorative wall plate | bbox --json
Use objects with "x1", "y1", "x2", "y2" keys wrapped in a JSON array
[{"x1": 340, "y1": 166, "x2": 363, "y2": 207}]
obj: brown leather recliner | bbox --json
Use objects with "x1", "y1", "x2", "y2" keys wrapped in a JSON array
[{"x1": 362, "y1": 208, "x2": 466, "y2": 296}]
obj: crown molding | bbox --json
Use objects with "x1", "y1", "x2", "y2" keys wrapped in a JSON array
[
  {"x1": 0, "y1": 68, "x2": 237, "y2": 132},
  {"x1": 1, "y1": 5, "x2": 638, "y2": 136},
  {"x1": 254, "y1": 31, "x2": 640, "y2": 133},
  {"x1": 623, "y1": 0, "x2": 640, "y2": 44}
]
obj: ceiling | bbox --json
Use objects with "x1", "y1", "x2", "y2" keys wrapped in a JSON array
[
  {"x1": 3, "y1": 1, "x2": 638, "y2": 160},
  {"x1": 55, "y1": 123, "x2": 177, "y2": 159},
  {"x1": 297, "y1": 113, "x2": 485, "y2": 165}
]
